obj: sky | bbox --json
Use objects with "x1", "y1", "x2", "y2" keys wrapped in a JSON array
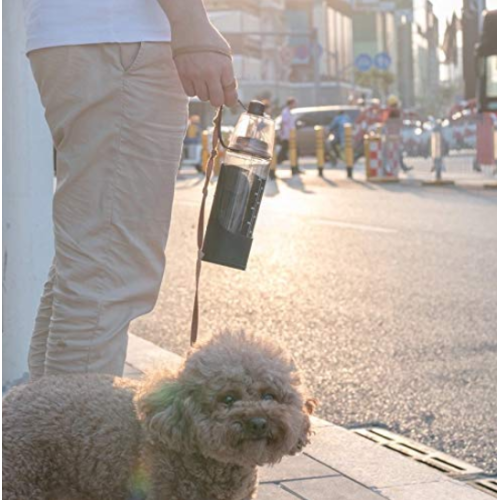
[
  {"x1": 433, "y1": 0, "x2": 497, "y2": 25},
  {"x1": 433, "y1": 0, "x2": 497, "y2": 41}
]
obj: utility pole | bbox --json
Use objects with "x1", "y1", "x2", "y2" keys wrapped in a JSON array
[
  {"x1": 313, "y1": 0, "x2": 322, "y2": 105},
  {"x1": 311, "y1": 28, "x2": 321, "y2": 105},
  {"x1": 3, "y1": 2, "x2": 54, "y2": 390}
]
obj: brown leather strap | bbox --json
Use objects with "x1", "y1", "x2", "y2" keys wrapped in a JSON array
[{"x1": 191, "y1": 106, "x2": 224, "y2": 345}]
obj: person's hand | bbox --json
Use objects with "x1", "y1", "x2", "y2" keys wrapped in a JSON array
[
  {"x1": 171, "y1": 19, "x2": 238, "y2": 108},
  {"x1": 174, "y1": 52, "x2": 237, "y2": 108}
]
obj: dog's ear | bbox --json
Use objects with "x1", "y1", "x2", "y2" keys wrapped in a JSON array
[
  {"x1": 137, "y1": 378, "x2": 198, "y2": 452},
  {"x1": 289, "y1": 398, "x2": 318, "y2": 456},
  {"x1": 304, "y1": 398, "x2": 318, "y2": 416}
]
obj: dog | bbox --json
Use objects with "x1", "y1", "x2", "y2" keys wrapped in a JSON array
[{"x1": 3, "y1": 332, "x2": 316, "y2": 499}]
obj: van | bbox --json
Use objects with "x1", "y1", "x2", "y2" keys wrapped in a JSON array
[{"x1": 275, "y1": 105, "x2": 360, "y2": 156}]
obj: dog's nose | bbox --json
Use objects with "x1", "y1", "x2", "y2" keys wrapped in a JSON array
[{"x1": 247, "y1": 417, "x2": 268, "y2": 436}]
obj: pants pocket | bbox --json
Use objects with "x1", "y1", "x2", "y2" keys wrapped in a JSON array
[{"x1": 119, "y1": 42, "x2": 143, "y2": 73}]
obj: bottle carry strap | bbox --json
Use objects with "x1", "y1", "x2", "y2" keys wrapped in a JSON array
[
  {"x1": 190, "y1": 106, "x2": 224, "y2": 345},
  {"x1": 190, "y1": 99, "x2": 253, "y2": 345}
]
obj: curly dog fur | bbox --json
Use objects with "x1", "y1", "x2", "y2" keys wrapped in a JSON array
[{"x1": 3, "y1": 332, "x2": 316, "y2": 500}]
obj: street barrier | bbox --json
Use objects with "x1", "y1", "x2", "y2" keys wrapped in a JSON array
[
  {"x1": 289, "y1": 127, "x2": 299, "y2": 175},
  {"x1": 382, "y1": 135, "x2": 400, "y2": 179},
  {"x1": 269, "y1": 149, "x2": 277, "y2": 180},
  {"x1": 364, "y1": 129, "x2": 400, "y2": 183},
  {"x1": 201, "y1": 130, "x2": 209, "y2": 174},
  {"x1": 344, "y1": 123, "x2": 354, "y2": 179},
  {"x1": 364, "y1": 133, "x2": 383, "y2": 180},
  {"x1": 315, "y1": 125, "x2": 325, "y2": 177},
  {"x1": 423, "y1": 126, "x2": 454, "y2": 186},
  {"x1": 380, "y1": 119, "x2": 400, "y2": 182}
]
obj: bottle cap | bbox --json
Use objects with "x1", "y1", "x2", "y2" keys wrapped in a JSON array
[{"x1": 247, "y1": 100, "x2": 266, "y2": 117}]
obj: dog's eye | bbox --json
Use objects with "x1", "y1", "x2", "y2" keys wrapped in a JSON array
[
  {"x1": 261, "y1": 393, "x2": 276, "y2": 402},
  {"x1": 221, "y1": 394, "x2": 238, "y2": 406}
]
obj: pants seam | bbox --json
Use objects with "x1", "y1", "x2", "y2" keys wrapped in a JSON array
[{"x1": 83, "y1": 64, "x2": 127, "y2": 373}]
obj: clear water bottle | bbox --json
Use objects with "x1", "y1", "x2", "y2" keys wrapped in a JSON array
[{"x1": 202, "y1": 101, "x2": 275, "y2": 270}]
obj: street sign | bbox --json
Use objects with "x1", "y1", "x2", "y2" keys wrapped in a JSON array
[
  {"x1": 294, "y1": 44, "x2": 310, "y2": 63},
  {"x1": 374, "y1": 52, "x2": 392, "y2": 71},
  {"x1": 355, "y1": 53, "x2": 372, "y2": 72}
]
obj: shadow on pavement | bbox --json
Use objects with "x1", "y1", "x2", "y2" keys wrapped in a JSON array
[
  {"x1": 265, "y1": 179, "x2": 280, "y2": 197},
  {"x1": 281, "y1": 174, "x2": 315, "y2": 194}
]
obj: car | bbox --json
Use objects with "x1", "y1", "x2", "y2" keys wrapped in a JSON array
[
  {"x1": 275, "y1": 105, "x2": 360, "y2": 157},
  {"x1": 401, "y1": 120, "x2": 431, "y2": 157}
]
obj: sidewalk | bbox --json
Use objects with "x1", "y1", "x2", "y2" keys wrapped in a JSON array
[
  {"x1": 180, "y1": 156, "x2": 497, "y2": 190},
  {"x1": 125, "y1": 334, "x2": 494, "y2": 500}
]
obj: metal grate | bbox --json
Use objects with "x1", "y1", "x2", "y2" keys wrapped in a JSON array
[{"x1": 352, "y1": 427, "x2": 497, "y2": 497}]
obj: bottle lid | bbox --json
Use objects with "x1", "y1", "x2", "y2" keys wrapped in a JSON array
[{"x1": 247, "y1": 100, "x2": 266, "y2": 117}]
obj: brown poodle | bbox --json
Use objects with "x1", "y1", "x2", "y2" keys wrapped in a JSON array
[{"x1": 3, "y1": 332, "x2": 316, "y2": 500}]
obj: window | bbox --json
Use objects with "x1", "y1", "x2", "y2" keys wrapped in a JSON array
[{"x1": 486, "y1": 55, "x2": 497, "y2": 102}]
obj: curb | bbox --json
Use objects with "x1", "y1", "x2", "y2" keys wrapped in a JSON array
[{"x1": 126, "y1": 334, "x2": 493, "y2": 500}]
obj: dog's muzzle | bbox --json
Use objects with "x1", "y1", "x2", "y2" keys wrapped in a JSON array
[{"x1": 245, "y1": 417, "x2": 268, "y2": 439}]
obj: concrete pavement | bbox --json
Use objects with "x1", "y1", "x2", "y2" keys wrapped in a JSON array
[
  {"x1": 125, "y1": 334, "x2": 494, "y2": 499},
  {"x1": 131, "y1": 159, "x2": 496, "y2": 475}
]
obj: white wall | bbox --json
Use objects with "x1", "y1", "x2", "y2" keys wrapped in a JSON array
[{"x1": 3, "y1": 2, "x2": 54, "y2": 390}]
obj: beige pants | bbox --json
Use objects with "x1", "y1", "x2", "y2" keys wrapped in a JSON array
[{"x1": 28, "y1": 42, "x2": 188, "y2": 380}]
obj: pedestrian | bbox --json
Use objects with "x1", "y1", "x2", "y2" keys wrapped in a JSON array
[
  {"x1": 277, "y1": 97, "x2": 301, "y2": 175},
  {"x1": 328, "y1": 110, "x2": 351, "y2": 165},
  {"x1": 383, "y1": 95, "x2": 413, "y2": 173},
  {"x1": 24, "y1": 0, "x2": 238, "y2": 380}
]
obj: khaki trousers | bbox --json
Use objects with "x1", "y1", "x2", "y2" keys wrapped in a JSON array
[{"x1": 28, "y1": 42, "x2": 188, "y2": 379}]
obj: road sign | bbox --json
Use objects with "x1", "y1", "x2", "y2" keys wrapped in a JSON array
[
  {"x1": 374, "y1": 52, "x2": 392, "y2": 71},
  {"x1": 355, "y1": 53, "x2": 373, "y2": 72}
]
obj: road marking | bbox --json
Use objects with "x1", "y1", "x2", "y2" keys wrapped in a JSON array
[{"x1": 312, "y1": 218, "x2": 397, "y2": 234}]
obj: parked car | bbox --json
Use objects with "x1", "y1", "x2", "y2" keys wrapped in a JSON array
[{"x1": 275, "y1": 105, "x2": 361, "y2": 157}]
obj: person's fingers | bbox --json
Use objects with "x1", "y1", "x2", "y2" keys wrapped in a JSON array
[
  {"x1": 180, "y1": 76, "x2": 196, "y2": 97},
  {"x1": 221, "y1": 63, "x2": 238, "y2": 107},
  {"x1": 207, "y1": 75, "x2": 225, "y2": 108},
  {"x1": 194, "y1": 80, "x2": 209, "y2": 102}
]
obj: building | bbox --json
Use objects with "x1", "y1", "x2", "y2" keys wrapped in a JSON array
[
  {"x1": 351, "y1": 1, "x2": 400, "y2": 101},
  {"x1": 205, "y1": 0, "x2": 365, "y2": 108},
  {"x1": 410, "y1": 0, "x2": 440, "y2": 112}
]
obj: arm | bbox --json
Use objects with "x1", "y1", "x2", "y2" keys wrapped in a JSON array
[{"x1": 156, "y1": 0, "x2": 238, "y2": 108}]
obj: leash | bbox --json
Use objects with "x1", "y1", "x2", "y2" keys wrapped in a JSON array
[
  {"x1": 190, "y1": 106, "x2": 223, "y2": 346},
  {"x1": 190, "y1": 100, "x2": 248, "y2": 346}
]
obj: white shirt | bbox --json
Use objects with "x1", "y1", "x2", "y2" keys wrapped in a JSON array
[
  {"x1": 280, "y1": 107, "x2": 296, "y2": 141},
  {"x1": 23, "y1": 0, "x2": 171, "y2": 53}
]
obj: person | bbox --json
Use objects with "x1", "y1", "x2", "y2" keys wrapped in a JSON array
[
  {"x1": 382, "y1": 95, "x2": 412, "y2": 173},
  {"x1": 328, "y1": 110, "x2": 351, "y2": 165},
  {"x1": 277, "y1": 97, "x2": 301, "y2": 175},
  {"x1": 24, "y1": 0, "x2": 238, "y2": 380}
]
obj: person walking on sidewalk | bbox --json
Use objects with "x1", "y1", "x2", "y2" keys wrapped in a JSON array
[
  {"x1": 382, "y1": 95, "x2": 413, "y2": 173},
  {"x1": 277, "y1": 97, "x2": 301, "y2": 175},
  {"x1": 328, "y1": 110, "x2": 351, "y2": 165},
  {"x1": 24, "y1": 0, "x2": 238, "y2": 380}
]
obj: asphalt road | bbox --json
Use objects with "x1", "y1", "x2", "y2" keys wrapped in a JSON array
[{"x1": 130, "y1": 157, "x2": 497, "y2": 474}]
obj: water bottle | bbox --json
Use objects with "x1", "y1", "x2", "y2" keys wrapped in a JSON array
[{"x1": 202, "y1": 101, "x2": 275, "y2": 270}]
